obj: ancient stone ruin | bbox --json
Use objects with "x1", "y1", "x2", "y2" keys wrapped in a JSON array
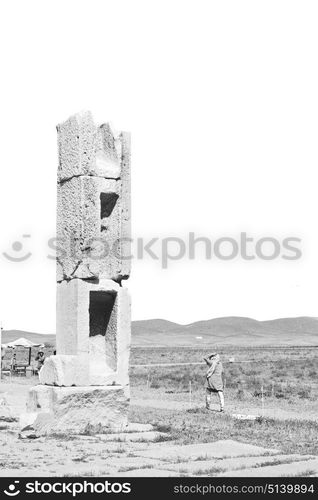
[{"x1": 27, "y1": 112, "x2": 131, "y2": 435}]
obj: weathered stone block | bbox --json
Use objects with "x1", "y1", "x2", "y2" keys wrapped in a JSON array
[
  {"x1": 39, "y1": 355, "x2": 89, "y2": 386},
  {"x1": 56, "y1": 112, "x2": 131, "y2": 282},
  {"x1": 19, "y1": 412, "x2": 38, "y2": 429},
  {"x1": 56, "y1": 279, "x2": 130, "y2": 387},
  {"x1": 57, "y1": 111, "x2": 123, "y2": 182},
  {"x1": 27, "y1": 385, "x2": 55, "y2": 413},
  {"x1": 29, "y1": 385, "x2": 129, "y2": 436},
  {"x1": 57, "y1": 111, "x2": 95, "y2": 182},
  {"x1": 57, "y1": 176, "x2": 130, "y2": 282}
]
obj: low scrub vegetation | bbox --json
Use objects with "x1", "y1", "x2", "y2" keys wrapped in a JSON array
[
  {"x1": 129, "y1": 405, "x2": 318, "y2": 456},
  {"x1": 130, "y1": 346, "x2": 318, "y2": 405}
]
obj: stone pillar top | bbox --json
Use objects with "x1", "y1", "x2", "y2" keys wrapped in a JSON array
[{"x1": 57, "y1": 111, "x2": 129, "y2": 183}]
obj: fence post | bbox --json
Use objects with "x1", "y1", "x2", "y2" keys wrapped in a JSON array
[
  {"x1": 189, "y1": 380, "x2": 192, "y2": 407},
  {"x1": 0, "y1": 322, "x2": 2, "y2": 381},
  {"x1": 0, "y1": 321, "x2": 2, "y2": 380}
]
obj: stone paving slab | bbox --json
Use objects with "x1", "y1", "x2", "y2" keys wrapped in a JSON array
[
  {"x1": 104, "y1": 456, "x2": 166, "y2": 471},
  {"x1": 94, "y1": 423, "x2": 155, "y2": 435},
  {"x1": 115, "y1": 468, "x2": 183, "y2": 477},
  {"x1": 0, "y1": 469, "x2": 52, "y2": 478},
  {"x1": 158, "y1": 454, "x2": 315, "y2": 475},
  {"x1": 221, "y1": 458, "x2": 318, "y2": 477},
  {"x1": 75, "y1": 439, "x2": 149, "y2": 452},
  {"x1": 134, "y1": 440, "x2": 280, "y2": 462},
  {"x1": 93, "y1": 431, "x2": 167, "y2": 443},
  {"x1": 124, "y1": 423, "x2": 155, "y2": 433},
  {"x1": 63, "y1": 465, "x2": 119, "y2": 477}
]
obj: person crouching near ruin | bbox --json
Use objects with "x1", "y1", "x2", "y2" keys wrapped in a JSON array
[{"x1": 203, "y1": 352, "x2": 224, "y2": 412}]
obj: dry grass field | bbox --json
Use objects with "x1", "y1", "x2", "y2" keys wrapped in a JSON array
[
  {"x1": 0, "y1": 344, "x2": 317, "y2": 476},
  {"x1": 128, "y1": 345, "x2": 318, "y2": 456},
  {"x1": 130, "y1": 345, "x2": 318, "y2": 404}
]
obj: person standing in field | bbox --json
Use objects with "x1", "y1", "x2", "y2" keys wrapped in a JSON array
[
  {"x1": 35, "y1": 349, "x2": 45, "y2": 371},
  {"x1": 10, "y1": 352, "x2": 17, "y2": 372},
  {"x1": 203, "y1": 352, "x2": 224, "y2": 412}
]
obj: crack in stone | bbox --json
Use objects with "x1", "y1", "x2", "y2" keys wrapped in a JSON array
[{"x1": 58, "y1": 173, "x2": 121, "y2": 186}]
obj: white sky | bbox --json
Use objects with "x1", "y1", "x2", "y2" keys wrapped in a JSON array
[{"x1": 0, "y1": 0, "x2": 318, "y2": 333}]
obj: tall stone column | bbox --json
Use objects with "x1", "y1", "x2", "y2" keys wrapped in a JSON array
[{"x1": 27, "y1": 112, "x2": 131, "y2": 435}]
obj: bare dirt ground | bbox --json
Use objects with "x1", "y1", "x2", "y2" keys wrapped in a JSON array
[
  {"x1": 0, "y1": 379, "x2": 318, "y2": 477},
  {"x1": 131, "y1": 386, "x2": 318, "y2": 422},
  {"x1": 130, "y1": 345, "x2": 318, "y2": 422},
  {"x1": 1, "y1": 346, "x2": 317, "y2": 476}
]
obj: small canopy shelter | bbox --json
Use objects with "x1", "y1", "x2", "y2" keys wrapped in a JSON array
[
  {"x1": 4, "y1": 337, "x2": 43, "y2": 365},
  {"x1": 6, "y1": 337, "x2": 42, "y2": 348}
]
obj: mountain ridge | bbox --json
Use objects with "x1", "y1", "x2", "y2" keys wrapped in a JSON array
[{"x1": 2, "y1": 316, "x2": 318, "y2": 347}]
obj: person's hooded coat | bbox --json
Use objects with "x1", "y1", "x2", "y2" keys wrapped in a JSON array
[{"x1": 205, "y1": 354, "x2": 224, "y2": 391}]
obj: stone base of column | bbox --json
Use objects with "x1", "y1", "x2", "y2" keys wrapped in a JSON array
[{"x1": 26, "y1": 385, "x2": 129, "y2": 436}]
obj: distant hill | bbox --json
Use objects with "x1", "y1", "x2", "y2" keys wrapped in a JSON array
[
  {"x1": 1, "y1": 330, "x2": 55, "y2": 345},
  {"x1": 131, "y1": 316, "x2": 318, "y2": 347},
  {"x1": 2, "y1": 316, "x2": 318, "y2": 347}
]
